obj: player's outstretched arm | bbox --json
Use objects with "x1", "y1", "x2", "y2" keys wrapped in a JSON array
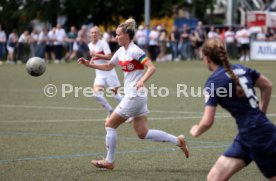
[
  {"x1": 255, "y1": 74, "x2": 273, "y2": 113},
  {"x1": 77, "y1": 57, "x2": 115, "y2": 71},
  {"x1": 90, "y1": 50, "x2": 112, "y2": 60},
  {"x1": 190, "y1": 106, "x2": 216, "y2": 137}
]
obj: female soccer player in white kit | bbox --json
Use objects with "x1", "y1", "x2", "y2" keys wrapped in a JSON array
[
  {"x1": 78, "y1": 19, "x2": 189, "y2": 169},
  {"x1": 88, "y1": 26, "x2": 123, "y2": 118}
]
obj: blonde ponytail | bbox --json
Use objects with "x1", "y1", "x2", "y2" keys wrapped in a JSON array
[{"x1": 118, "y1": 18, "x2": 136, "y2": 40}]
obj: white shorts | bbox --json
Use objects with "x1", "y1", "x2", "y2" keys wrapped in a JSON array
[
  {"x1": 7, "y1": 46, "x2": 14, "y2": 53},
  {"x1": 114, "y1": 95, "x2": 149, "y2": 119},
  {"x1": 73, "y1": 42, "x2": 79, "y2": 51},
  {"x1": 94, "y1": 76, "x2": 121, "y2": 89}
]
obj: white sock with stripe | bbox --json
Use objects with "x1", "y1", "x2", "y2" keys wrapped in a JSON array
[
  {"x1": 93, "y1": 93, "x2": 113, "y2": 113},
  {"x1": 145, "y1": 129, "x2": 178, "y2": 145},
  {"x1": 114, "y1": 93, "x2": 123, "y2": 103}
]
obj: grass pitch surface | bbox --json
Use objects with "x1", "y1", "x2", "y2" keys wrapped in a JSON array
[{"x1": 0, "y1": 60, "x2": 275, "y2": 181}]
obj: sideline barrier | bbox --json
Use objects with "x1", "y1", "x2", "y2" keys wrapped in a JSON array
[{"x1": 250, "y1": 41, "x2": 276, "y2": 61}]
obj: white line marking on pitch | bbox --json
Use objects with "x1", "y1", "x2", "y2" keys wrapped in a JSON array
[
  {"x1": 0, "y1": 115, "x2": 236, "y2": 123},
  {"x1": 0, "y1": 104, "x2": 227, "y2": 115}
]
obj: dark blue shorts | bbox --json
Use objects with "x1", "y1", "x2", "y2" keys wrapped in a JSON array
[{"x1": 224, "y1": 123, "x2": 276, "y2": 178}]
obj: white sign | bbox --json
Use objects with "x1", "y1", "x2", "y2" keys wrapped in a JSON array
[
  {"x1": 267, "y1": 12, "x2": 276, "y2": 27},
  {"x1": 250, "y1": 41, "x2": 276, "y2": 61},
  {"x1": 245, "y1": 11, "x2": 276, "y2": 27}
]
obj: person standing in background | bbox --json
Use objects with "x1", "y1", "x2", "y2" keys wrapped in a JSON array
[
  {"x1": 236, "y1": 26, "x2": 251, "y2": 62},
  {"x1": 37, "y1": 28, "x2": 48, "y2": 59},
  {"x1": 64, "y1": 26, "x2": 78, "y2": 62},
  {"x1": 135, "y1": 25, "x2": 148, "y2": 54},
  {"x1": 17, "y1": 30, "x2": 30, "y2": 64},
  {"x1": 6, "y1": 29, "x2": 18, "y2": 64},
  {"x1": 54, "y1": 24, "x2": 66, "y2": 63},
  {"x1": 194, "y1": 21, "x2": 206, "y2": 59},
  {"x1": 156, "y1": 25, "x2": 168, "y2": 62},
  {"x1": 224, "y1": 27, "x2": 236, "y2": 60},
  {"x1": 148, "y1": 26, "x2": 160, "y2": 61},
  {"x1": 169, "y1": 25, "x2": 180, "y2": 61},
  {"x1": 179, "y1": 24, "x2": 192, "y2": 61},
  {"x1": 45, "y1": 27, "x2": 56, "y2": 63},
  {"x1": 0, "y1": 25, "x2": 6, "y2": 65},
  {"x1": 29, "y1": 28, "x2": 39, "y2": 58}
]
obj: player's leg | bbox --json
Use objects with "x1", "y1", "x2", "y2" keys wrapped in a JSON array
[
  {"x1": 207, "y1": 155, "x2": 246, "y2": 181},
  {"x1": 111, "y1": 87, "x2": 123, "y2": 103},
  {"x1": 110, "y1": 86, "x2": 134, "y2": 123},
  {"x1": 106, "y1": 75, "x2": 123, "y2": 103},
  {"x1": 91, "y1": 112, "x2": 126, "y2": 169},
  {"x1": 109, "y1": 85, "x2": 135, "y2": 123},
  {"x1": 132, "y1": 116, "x2": 189, "y2": 158},
  {"x1": 93, "y1": 82, "x2": 113, "y2": 116}
]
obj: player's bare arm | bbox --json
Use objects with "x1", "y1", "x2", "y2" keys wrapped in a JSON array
[
  {"x1": 78, "y1": 58, "x2": 115, "y2": 71},
  {"x1": 90, "y1": 50, "x2": 112, "y2": 60},
  {"x1": 190, "y1": 106, "x2": 216, "y2": 137},
  {"x1": 135, "y1": 60, "x2": 156, "y2": 89},
  {"x1": 255, "y1": 74, "x2": 273, "y2": 113}
]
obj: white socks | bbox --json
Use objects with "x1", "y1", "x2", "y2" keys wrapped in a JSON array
[
  {"x1": 104, "y1": 128, "x2": 179, "y2": 163},
  {"x1": 114, "y1": 93, "x2": 123, "y2": 103},
  {"x1": 145, "y1": 129, "x2": 178, "y2": 145},
  {"x1": 93, "y1": 93, "x2": 113, "y2": 114},
  {"x1": 105, "y1": 127, "x2": 117, "y2": 163},
  {"x1": 94, "y1": 92, "x2": 123, "y2": 114}
]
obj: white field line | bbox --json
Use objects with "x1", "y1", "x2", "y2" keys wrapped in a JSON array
[
  {"x1": 0, "y1": 115, "x2": 232, "y2": 123},
  {"x1": 0, "y1": 104, "x2": 275, "y2": 124},
  {"x1": 0, "y1": 104, "x2": 226, "y2": 115},
  {"x1": 0, "y1": 89, "x2": 42, "y2": 92},
  {"x1": 0, "y1": 104, "x2": 103, "y2": 111},
  {"x1": 1, "y1": 114, "x2": 276, "y2": 123}
]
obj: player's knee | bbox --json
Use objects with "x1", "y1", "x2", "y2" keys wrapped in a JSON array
[
  {"x1": 137, "y1": 132, "x2": 147, "y2": 139},
  {"x1": 93, "y1": 91, "x2": 104, "y2": 99},
  {"x1": 111, "y1": 88, "x2": 117, "y2": 95},
  {"x1": 105, "y1": 122, "x2": 110, "y2": 127},
  {"x1": 105, "y1": 122, "x2": 116, "y2": 128},
  {"x1": 207, "y1": 169, "x2": 224, "y2": 181},
  {"x1": 207, "y1": 173, "x2": 213, "y2": 181}
]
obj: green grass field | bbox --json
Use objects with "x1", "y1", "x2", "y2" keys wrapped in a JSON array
[{"x1": 0, "y1": 60, "x2": 275, "y2": 181}]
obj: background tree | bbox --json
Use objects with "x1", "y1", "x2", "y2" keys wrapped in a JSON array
[{"x1": 0, "y1": 0, "x2": 215, "y2": 32}]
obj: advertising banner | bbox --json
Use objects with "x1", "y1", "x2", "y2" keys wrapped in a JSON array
[{"x1": 250, "y1": 41, "x2": 276, "y2": 61}]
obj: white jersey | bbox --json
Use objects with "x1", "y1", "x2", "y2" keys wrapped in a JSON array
[
  {"x1": 236, "y1": 28, "x2": 250, "y2": 44},
  {"x1": 88, "y1": 40, "x2": 117, "y2": 78},
  {"x1": 135, "y1": 29, "x2": 147, "y2": 45},
  {"x1": 207, "y1": 31, "x2": 219, "y2": 39},
  {"x1": 224, "y1": 30, "x2": 235, "y2": 43},
  {"x1": 0, "y1": 31, "x2": 6, "y2": 42},
  {"x1": 110, "y1": 42, "x2": 149, "y2": 96}
]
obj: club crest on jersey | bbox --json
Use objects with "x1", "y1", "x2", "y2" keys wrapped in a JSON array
[
  {"x1": 127, "y1": 63, "x2": 134, "y2": 71},
  {"x1": 118, "y1": 59, "x2": 144, "y2": 72}
]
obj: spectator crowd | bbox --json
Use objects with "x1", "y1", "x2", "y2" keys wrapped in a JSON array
[{"x1": 1, "y1": 22, "x2": 276, "y2": 65}]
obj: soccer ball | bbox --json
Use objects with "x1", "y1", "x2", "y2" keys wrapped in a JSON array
[{"x1": 26, "y1": 57, "x2": 46, "y2": 77}]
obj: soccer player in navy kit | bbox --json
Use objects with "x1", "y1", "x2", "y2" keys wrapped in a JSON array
[{"x1": 190, "y1": 38, "x2": 276, "y2": 180}]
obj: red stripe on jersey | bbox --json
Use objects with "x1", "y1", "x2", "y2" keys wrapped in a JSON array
[
  {"x1": 118, "y1": 59, "x2": 144, "y2": 72},
  {"x1": 92, "y1": 51, "x2": 105, "y2": 61}
]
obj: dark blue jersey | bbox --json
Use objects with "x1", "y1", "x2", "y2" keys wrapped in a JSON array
[
  {"x1": 205, "y1": 64, "x2": 276, "y2": 178},
  {"x1": 204, "y1": 64, "x2": 271, "y2": 133}
]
